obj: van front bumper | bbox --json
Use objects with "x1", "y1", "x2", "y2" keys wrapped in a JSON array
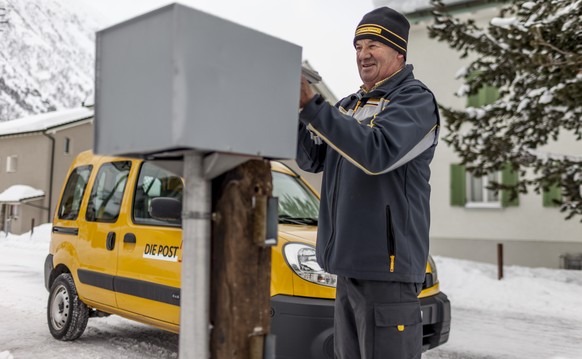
[
  {"x1": 271, "y1": 295, "x2": 335, "y2": 359},
  {"x1": 271, "y1": 292, "x2": 450, "y2": 359},
  {"x1": 420, "y1": 291, "x2": 451, "y2": 351}
]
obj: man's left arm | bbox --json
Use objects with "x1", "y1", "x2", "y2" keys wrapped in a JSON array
[{"x1": 299, "y1": 85, "x2": 438, "y2": 175}]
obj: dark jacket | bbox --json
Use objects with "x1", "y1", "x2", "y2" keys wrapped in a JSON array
[{"x1": 297, "y1": 65, "x2": 439, "y2": 283}]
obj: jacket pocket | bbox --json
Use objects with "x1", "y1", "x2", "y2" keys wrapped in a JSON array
[
  {"x1": 374, "y1": 301, "x2": 422, "y2": 359},
  {"x1": 385, "y1": 205, "x2": 396, "y2": 272}
]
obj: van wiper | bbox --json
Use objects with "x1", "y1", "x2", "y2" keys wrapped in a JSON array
[{"x1": 279, "y1": 215, "x2": 318, "y2": 226}]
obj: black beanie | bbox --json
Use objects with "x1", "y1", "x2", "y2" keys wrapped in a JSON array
[{"x1": 354, "y1": 7, "x2": 410, "y2": 58}]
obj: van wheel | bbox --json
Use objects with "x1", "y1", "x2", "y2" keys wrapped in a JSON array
[{"x1": 47, "y1": 273, "x2": 90, "y2": 340}]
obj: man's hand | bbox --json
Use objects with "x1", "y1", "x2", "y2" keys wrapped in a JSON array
[{"x1": 299, "y1": 76, "x2": 316, "y2": 109}]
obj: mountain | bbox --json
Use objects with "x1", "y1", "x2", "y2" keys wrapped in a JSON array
[{"x1": 0, "y1": 0, "x2": 102, "y2": 121}]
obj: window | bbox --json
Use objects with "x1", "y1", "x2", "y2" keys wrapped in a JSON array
[
  {"x1": 450, "y1": 164, "x2": 519, "y2": 208},
  {"x1": 455, "y1": 75, "x2": 505, "y2": 208},
  {"x1": 133, "y1": 161, "x2": 183, "y2": 227},
  {"x1": 466, "y1": 172, "x2": 500, "y2": 208},
  {"x1": 58, "y1": 165, "x2": 92, "y2": 220},
  {"x1": 8, "y1": 204, "x2": 20, "y2": 219},
  {"x1": 6, "y1": 155, "x2": 17, "y2": 172},
  {"x1": 86, "y1": 161, "x2": 131, "y2": 222},
  {"x1": 64, "y1": 137, "x2": 71, "y2": 155}
]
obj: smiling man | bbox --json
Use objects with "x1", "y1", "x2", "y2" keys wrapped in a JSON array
[{"x1": 297, "y1": 6, "x2": 440, "y2": 359}]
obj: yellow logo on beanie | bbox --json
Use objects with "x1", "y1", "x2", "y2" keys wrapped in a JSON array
[{"x1": 355, "y1": 26, "x2": 382, "y2": 36}]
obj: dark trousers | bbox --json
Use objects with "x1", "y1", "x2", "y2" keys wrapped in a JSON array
[{"x1": 334, "y1": 276, "x2": 423, "y2": 359}]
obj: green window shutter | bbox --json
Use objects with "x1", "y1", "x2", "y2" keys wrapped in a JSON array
[
  {"x1": 450, "y1": 164, "x2": 466, "y2": 206},
  {"x1": 467, "y1": 90, "x2": 480, "y2": 107},
  {"x1": 466, "y1": 73, "x2": 499, "y2": 107},
  {"x1": 467, "y1": 85, "x2": 499, "y2": 107},
  {"x1": 483, "y1": 86, "x2": 499, "y2": 105},
  {"x1": 543, "y1": 183, "x2": 562, "y2": 207},
  {"x1": 501, "y1": 164, "x2": 519, "y2": 207}
]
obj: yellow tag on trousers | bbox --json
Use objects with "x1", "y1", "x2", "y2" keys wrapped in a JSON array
[{"x1": 397, "y1": 325, "x2": 405, "y2": 332}]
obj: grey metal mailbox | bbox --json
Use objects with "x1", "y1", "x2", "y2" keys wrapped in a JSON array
[{"x1": 94, "y1": 3, "x2": 301, "y2": 159}]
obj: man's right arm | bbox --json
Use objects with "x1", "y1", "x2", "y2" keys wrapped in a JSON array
[
  {"x1": 296, "y1": 120, "x2": 326, "y2": 173},
  {"x1": 296, "y1": 76, "x2": 326, "y2": 173}
]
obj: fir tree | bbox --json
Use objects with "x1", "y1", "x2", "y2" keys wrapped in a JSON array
[{"x1": 428, "y1": 0, "x2": 582, "y2": 221}]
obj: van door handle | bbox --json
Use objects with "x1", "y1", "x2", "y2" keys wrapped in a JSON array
[
  {"x1": 106, "y1": 232, "x2": 116, "y2": 251},
  {"x1": 52, "y1": 226, "x2": 79, "y2": 235},
  {"x1": 124, "y1": 233, "x2": 136, "y2": 244}
]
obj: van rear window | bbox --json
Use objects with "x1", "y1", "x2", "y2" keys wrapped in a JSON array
[{"x1": 58, "y1": 165, "x2": 92, "y2": 220}]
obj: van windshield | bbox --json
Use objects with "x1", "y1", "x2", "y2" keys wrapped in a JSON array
[{"x1": 272, "y1": 172, "x2": 319, "y2": 226}]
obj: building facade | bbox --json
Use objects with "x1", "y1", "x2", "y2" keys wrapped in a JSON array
[
  {"x1": 372, "y1": 0, "x2": 582, "y2": 268},
  {"x1": 0, "y1": 107, "x2": 93, "y2": 234}
]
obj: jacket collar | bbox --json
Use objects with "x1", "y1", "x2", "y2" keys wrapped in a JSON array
[{"x1": 359, "y1": 64, "x2": 414, "y2": 97}]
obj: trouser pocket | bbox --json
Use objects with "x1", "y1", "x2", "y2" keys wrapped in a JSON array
[{"x1": 373, "y1": 301, "x2": 422, "y2": 359}]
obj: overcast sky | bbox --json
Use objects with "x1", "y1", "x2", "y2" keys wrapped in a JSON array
[{"x1": 78, "y1": 0, "x2": 376, "y2": 98}]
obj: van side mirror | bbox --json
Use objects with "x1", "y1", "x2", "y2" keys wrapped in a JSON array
[{"x1": 150, "y1": 197, "x2": 182, "y2": 221}]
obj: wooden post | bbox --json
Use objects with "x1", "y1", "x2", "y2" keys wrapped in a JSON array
[
  {"x1": 210, "y1": 159, "x2": 273, "y2": 359},
  {"x1": 497, "y1": 243, "x2": 504, "y2": 280}
]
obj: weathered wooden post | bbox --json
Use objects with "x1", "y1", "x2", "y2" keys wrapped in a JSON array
[
  {"x1": 211, "y1": 159, "x2": 274, "y2": 359},
  {"x1": 93, "y1": 4, "x2": 301, "y2": 358}
]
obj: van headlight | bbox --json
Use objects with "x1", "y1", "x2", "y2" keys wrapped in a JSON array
[
  {"x1": 283, "y1": 243, "x2": 337, "y2": 287},
  {"x1": 427, "y1": 255, "x2": 439, "y2": 285}
]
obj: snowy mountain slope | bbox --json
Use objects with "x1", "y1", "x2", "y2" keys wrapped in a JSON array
[{"x1": 0, "y1": 0, "x2": 103, "y2": 121}]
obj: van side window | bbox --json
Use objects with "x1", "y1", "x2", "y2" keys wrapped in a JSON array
[
  {"x1": 58, "y1": 165, "x2": 92, "y2": 220},
  {"x1": 133, "y1": 161, "x2": 183, "y2": 227},
  {"x1": 86, "y1": 161, "x2": 131, "y2": 222}
]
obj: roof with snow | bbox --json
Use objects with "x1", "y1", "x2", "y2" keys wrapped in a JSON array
[
  {"x1": 0, "y1": 107, "x2": 94, "y2": 137},
  {"x1": 0, "y1": 185, "x2": 45, "y2": 204}
]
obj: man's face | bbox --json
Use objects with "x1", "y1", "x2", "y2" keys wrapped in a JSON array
[{"x1": 355, "y1": 39, "x2": 403, "y2": 91}]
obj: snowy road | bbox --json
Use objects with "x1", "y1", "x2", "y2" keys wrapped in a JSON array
[
  {"x1": 0, "y1": 242, "x2": 178, "y2": 359},
  {"x1": 425, "y1": 307, "x2": 582, "y2": 359},
  {"x1": 1, "y1": 226, "x2": 582, "y2": 359}
]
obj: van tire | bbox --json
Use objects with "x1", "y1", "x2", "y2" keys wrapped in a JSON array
[{"x1": 47, "y1": 273, "x2": 90, "y2": 340}]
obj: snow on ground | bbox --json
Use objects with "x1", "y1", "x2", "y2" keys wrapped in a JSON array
[
  {"x1": 1, "y1": 225, "x2": 582, "y2": 358},
  {"x1": 424, "y1": 257, "x2": 582, "y2": 359},
  {"x1": 0, "y1": 225, "x2": 178, "y2": 359}
]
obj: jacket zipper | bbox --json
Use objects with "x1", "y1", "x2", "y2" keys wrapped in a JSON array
[
  {"x1": 324, "y1": 158, "x2": 343, "y2": 268},
  {"x1": 386, "y1": 205, "x2": 396, "y2": 272}
]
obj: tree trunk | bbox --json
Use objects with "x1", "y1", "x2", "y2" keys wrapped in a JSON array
[{"x1": 210, "y1": 159, "x2": 273, "y2": 359}]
